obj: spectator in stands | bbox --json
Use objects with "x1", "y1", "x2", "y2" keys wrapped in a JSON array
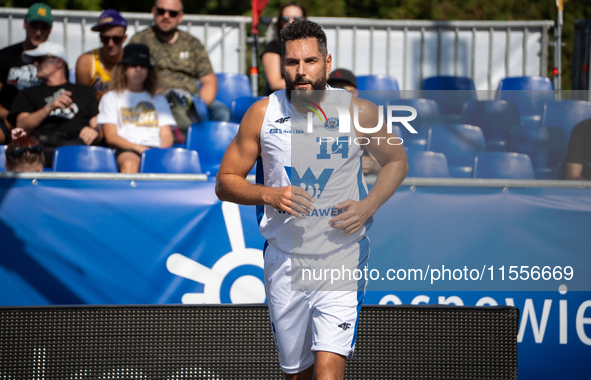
[
  {"x1": 327, "y1": 67, "x2": 380, "y2": 175},
  {"x1": 98, "y1": 44, "x2": 174, "y2": 173},
  {"x1": 129, "y1": 0, "x2": 229, "y2": 143},
  {"x1": 327, "y1": 67, "x2": 358, "y2": 97},
  {"x1": 565, "y1": 119, "x2": 591, "y2": 180},
  {"x1": 5, "y1": 128, "x2": 44, "y2": 172},
  {"x1": 261, "y1": 2, "x2": 307, "y2": 96},
  {"x1": 75, "y1": 9, "x2": 128, "y2": 102},
  {"x1": 0, "y1": 3, "x2": 53, "y2": 145},
  {"x1": 7, "y1": 41, "x2": 101, "y2": 168}
]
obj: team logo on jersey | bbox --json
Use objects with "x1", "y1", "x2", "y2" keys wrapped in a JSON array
[
  {"x1": 338, "y1": 322, "x2": 351, "y2": 331},
  {"x1": 302, "y1": 100, "x2": 338, "y2": 131},
  {"x1": 285, "y1": 166, "x2": 333, "y2": 199},
  {"x1": 275, "y1": 116, "x2": 290, "y2": 124}
]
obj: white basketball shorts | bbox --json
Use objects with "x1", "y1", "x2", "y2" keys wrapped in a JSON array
[{"x1": 263, "y1": 237, "x2": 370, "y2": 374}]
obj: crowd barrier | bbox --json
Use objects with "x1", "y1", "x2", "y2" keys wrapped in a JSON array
[
  {"x1": 0, "y1": 174, "x2": 590, "y2": 379},
  {"x1": 0, "y1": 8, "x2": 553, "y2": 91}
]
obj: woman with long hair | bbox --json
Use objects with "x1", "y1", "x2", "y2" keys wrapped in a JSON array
[
  {"x1": 261, "y1": 2, "x2": 307, "y2": 95},
  {"x1": 97, "y1": 44, "x2": 175, "y2": 173}
]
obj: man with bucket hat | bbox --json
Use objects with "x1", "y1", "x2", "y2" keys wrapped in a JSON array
[
  {"x1": 7, "y1": 41, "x2": 102, "y2": 168},
  {"x1": 76, "y1": 9, "x2": 128, "y2": 101},
  {"x1": 0, "y1": 2, "x2": 53, "y2": 144}
]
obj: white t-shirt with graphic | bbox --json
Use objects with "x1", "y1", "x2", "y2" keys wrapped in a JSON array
[{"x1": 97, "y1": 90, "x2": 176, "y2": 147}]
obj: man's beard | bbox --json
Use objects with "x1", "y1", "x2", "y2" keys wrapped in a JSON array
[{"x1": 285, "y1": 72, "x2": 326, "y2": 106}]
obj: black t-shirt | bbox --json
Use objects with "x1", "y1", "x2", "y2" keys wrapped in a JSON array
[
  {"x1": 8, "y1": 82, "x2": 99, "y2": 144},
  {"x1": 0, "y1": 42, "x2": 43, "y2": 110},
  {"x1": 262, "y1": 39, "x2": 283, "y2": 96},
  {"x1": 566, "y1": 119, "x2": 591, "y2": 180}
]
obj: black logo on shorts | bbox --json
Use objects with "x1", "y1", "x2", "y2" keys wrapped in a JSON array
[
  {"x1": 338, "y1": 322, "x2": 351, "y2": 331},
  {"x1": 275, "y1": 117, "x2": 290, "y2": 124}
]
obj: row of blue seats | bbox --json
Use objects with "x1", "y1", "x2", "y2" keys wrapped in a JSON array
[
  {"x1": 407, "y1": 151, "x2": 539, "y2": 179},
  {"x1": 0, "y1": 122, "x2": 245, "y2": 176}
]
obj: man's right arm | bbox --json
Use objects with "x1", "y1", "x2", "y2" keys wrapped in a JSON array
[
  {"x1": 215, "y1": 99, "x2": 314, "y2": 216},
  {"x1": 15, "y1": 90, "x2": 73, "y2": 131},
  {"x1": 75, "y1": 53, "x2": 91, "y2": 86}
]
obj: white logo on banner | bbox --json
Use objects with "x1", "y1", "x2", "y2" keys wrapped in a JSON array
[{"x1": 166, "y1": 202, "x2": 265, "y2": 304}]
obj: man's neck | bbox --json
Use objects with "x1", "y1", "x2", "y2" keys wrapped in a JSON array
[
  {"x1": 44, "y1": 73, "x2": 68, "y2": 87},
  {"x1": 22, "y1": 40, "x2": 36, "y2": 52},
  {"x1": 153, "y1": 26, "x2": 179, "y2": 44},
  {"x1": 99, "y1": 48, "x2": 123, "y2": 71}
]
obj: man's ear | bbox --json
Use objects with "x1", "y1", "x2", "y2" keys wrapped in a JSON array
[{"x1": 326, "y1": 53, "x2": 332, "y2": 75}]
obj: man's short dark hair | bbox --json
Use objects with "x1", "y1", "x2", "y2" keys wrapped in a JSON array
[{"x1": 281, "y1": 20, "x2": 327, "y2": 59}]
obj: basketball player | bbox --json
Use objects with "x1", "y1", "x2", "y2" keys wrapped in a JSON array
[{"x1": 216, "y1": 20, "x2": 407, "y2": 379}]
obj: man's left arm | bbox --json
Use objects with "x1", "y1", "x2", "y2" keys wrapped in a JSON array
[
  {"x1": 198, "y1": 72, "x2": 217, "y2": 106},
  {"x1": 330, "y1": 97, "x2": 408, "y2": 234}
]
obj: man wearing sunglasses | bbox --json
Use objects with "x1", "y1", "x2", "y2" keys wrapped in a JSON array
[
  {"x1": 0, "y1": 3, "x2": 53, "y2": 145},
  {"x1": 7, "y1": 41, "x2": 101, "y2": 168},
  {"x1": 75, "y1": 9, "x2": 128, "y2": 102},
  {"x1": 130, "y1": 0, "x2": 230, "y2": 141}
]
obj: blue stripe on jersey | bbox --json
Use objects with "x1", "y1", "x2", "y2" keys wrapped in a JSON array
[
  {"x1": 255, "y1": 156, "x2": 264, "y2": 225},
  {"x1": 358, "y1": 156, "x2": 373, "y2": 229},
  {"x1": 351, "y1": 236, "x2": 369, "y2": 348}
]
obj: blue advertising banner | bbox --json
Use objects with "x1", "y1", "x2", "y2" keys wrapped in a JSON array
[{"x1": 0, "y1": 177, "x2": 590, "y2": 379}]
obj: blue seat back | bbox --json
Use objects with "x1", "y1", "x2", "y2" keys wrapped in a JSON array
[
  {"x1": 426, "y1": 124, "x2": 486, "y2": 178},
  {"x1": 462, "y1": 100, "x2": 521, "y2": 151},
  {"x1": 356, "y1": 75, "x2": 400, "y2": 106},
  {"x1": 191, "y1": 96, "x2": 210, "y2": 122},
  {"x1": 215, "y1": 73, "x2": 252, "y2": 109},
  {"x1": 230, "y1": 96, "x2": 265, "y2": 124},
  {"x1": 140, "y1": 148, "x2": 202, "y2": 174},
  {"x1": 422, "y1": 76, "x2": 477, "y2": 122},
  {"x1": 497, "y1": 76, "x2": 555, "y2": 127},
  {"x1": 510, "y1": 126, "x2": 567, "y2": 179},
  {"x1": 407, "y1": 151, "x2": 450, "y2": 178},
  {"x1": 473, "y1": 152, "x2": 535, "y2": 179},
  {"x1": 0, "y1": 145, "x2": 6, "y2": 171},
  {"x1": 388, "y1": 98, "x2": 440, "y2": 151},
  {"x1": 69, "y1": 68, "x2": 76, "y2": 84},
  {"x1": 541, "y1": 100, "x2": 591, "y2": 140},
  {"x1": 186, "y1": 121, "x2": 240, "y2": 176},
  {"x1": 53, "y1": 146, "x2": 118, "y2": 172}
]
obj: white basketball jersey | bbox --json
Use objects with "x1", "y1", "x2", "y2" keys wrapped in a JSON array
[{"x1": 257, "y1": 87, "x2": 372, "y2": 255}]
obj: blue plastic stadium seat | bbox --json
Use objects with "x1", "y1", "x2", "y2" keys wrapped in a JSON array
[
  {"x1": 356, "y1": 75, "x2": 400, "y2": 106},
  {"x1": 427, "y1": 124, "x2": 486, "y2": 178},
  {"x1": 473, "y1": 152, "x2": 535, "y2": 179},
  {"x1": 215, "y1": 73, "x2": 252, "y2": 109},
  {"x1": 69, "y1": 68, "x2": 76, "y2": 84},
  {"x1": 191, "y1": 96, "x2": 210, "y2": 122},
  {"x1": 186, "y1": 121, "x2": 241, "y2": 177},
  {"x1": 230, "y1": 96, "x2": 265, "y2": 124},
  {"x1": 52, "y1": 146, "x2": 118, "y2": 172},
  {"x1": 406, "y1": 151, "x2": 450, "y2": 178},
  {"x1": 0, "y1": 145, "x2": 6, "y2": 171},
  {"x1": 510, "y1": 125, "x2": 567, "y2": 180},
  {"x1": 140, "y1": 148, "x2": 202, "y2": 174},
  {"x1": 497, "y1": 76, "x2": 555, "y2": 127},
  {"x1": 387, "y1": 98, "x2": 440, "y2": 152},
  {"x1": 462, "y1": 100, "x2": 521, "y2": 151},
  {"x1": 422, "y1": 76, "x2": 477, "y2": 125},
  {"x1": 541, "y1": 100, "x2": 591, "y2": 140}
]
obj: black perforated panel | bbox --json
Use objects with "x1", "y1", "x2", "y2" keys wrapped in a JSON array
[{"x1": 0, "y1": 305, "x2": 518, "y2": 379}]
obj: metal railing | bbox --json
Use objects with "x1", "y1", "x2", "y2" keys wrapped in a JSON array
[
  {"x1": 0, "y1": 8, "x2": 250, "y2": 74},
  {"x1": 1, "y1": 8, "x2": 554, "y2": 91},
  {"x1": 2, "y1": 172, "x2": 590, "y2": 189}
]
